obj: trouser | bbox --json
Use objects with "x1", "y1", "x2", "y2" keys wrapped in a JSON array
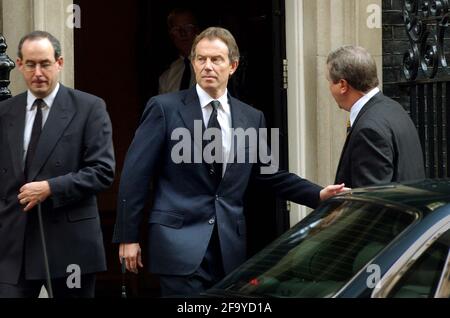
[
  {"x1": 159, "y1": 225, "x2": 225, "y2": 297},
  {"x1": 0, "y1": 271, "x2": 96, "y2": 298}
]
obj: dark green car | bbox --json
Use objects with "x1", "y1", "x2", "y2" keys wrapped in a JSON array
[{"x1": 207, "y1": 179, "x2": 450, "y2": 298}]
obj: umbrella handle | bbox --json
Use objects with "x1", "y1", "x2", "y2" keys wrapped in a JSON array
[{"x1": 121, "y1": 256, "x2": 127, "y2": 298}]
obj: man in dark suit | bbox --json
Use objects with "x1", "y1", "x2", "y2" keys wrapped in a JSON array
[
  {"x1": 326, "y1": 45, "x2": 425, "y2": 188},
  {"x1": 0, "y1": 31, "x2": 115, "y2": 297},
  {"x1": 113, "y1": 27, "x2": 345, "y2": 297}
]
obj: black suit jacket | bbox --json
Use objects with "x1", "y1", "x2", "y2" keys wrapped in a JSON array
[
  {"x1": 113, "y1": 87, "x2": 322, "y2": 276},
  {"x1": 0, "y1": 84, "x2": 115, "y2": 284},
  {"x1": 335, "y1": 92, "x2": 425, "y2": 188}
]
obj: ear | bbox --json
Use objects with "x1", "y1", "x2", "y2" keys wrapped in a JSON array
[
  {"x1": 339, "y1": 79, "x2": 349, "y2": 94},
  {"x1": 56, "y1": 56, "x2": 64, "y2": 70},
  {"x1": 229, "y1": 60, "x2": 239, "y2": 76},
  {"x1": 16, "y1": 58, "x2": 23, "y2": 69}
]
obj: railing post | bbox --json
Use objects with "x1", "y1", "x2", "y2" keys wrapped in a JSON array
[{"x1": 0, "y1": 34, "x2": 15, "y2": 101}]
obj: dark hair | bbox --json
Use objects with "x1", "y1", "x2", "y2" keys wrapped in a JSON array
[
  {"x1": 326, "y1": 45, "x2": 379, "y2": 92},
  {"x1": 167, "y1": 8, "x2": 198, "y2": 29},
  {"x1": 190, "y1": 27, "x2": 240, "y2": 63},
  {"x1": 17, "y1": 30, "x2": 61, "y2": 60}
]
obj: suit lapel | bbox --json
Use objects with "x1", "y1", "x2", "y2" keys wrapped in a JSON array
[
  {"x1": 28, "y1": 85, "x2": 76, "y2": 181},
  {"x1": 5, "y1": 93, "x2": 27, "y2": 180},
  {"x1": 179, "y1": 87, "x2": 204, "y2": 149},
  {"x1": 222, "y1": 95, "x2": 250, "y2": 179}
]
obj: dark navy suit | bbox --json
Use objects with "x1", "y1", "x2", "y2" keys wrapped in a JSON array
[
  {"x1": 335, "y1": 92, "x2": 425, "y2": 188},
  {"x1": 0, "y1": 85, "x2": 115, "y2": 296},
  {"x1": 113, "y1": 87, "x2": 322, "y2": 293}
]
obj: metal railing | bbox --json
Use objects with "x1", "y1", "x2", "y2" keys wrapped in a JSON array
[{"x1": 399, "y1": 0, "x2": 450, "y2": 178}]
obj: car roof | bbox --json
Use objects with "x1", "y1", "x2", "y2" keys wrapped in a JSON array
[{"x1": 337, "y1": 179, "x2": 450, "y2": 215}]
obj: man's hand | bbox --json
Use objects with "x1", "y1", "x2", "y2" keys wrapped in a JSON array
[
  {"x1": 319, "y1": 183, "x2": 350, "y2": 201},
  {"x1": 119, "y1": 243, "x2": 144, "y2": 274},
  {"x1": 18, "y1": 181, "x2": 52, "y2": 212}
]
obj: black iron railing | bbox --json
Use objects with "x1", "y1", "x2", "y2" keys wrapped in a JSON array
[
  {"x1": 0, "y1": 34, "x2": 14, "y2": 101},
  {"x1": 399, "y1": 0, "x2": 450, "y2": 178},
  {"x1": 400, "y1": 80, "x2": 449, "y2": 178}
]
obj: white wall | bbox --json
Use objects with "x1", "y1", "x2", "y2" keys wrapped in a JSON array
[
  {"x1": 1, "y1": 0, "x2": 74, "y2": 96},
  {"x1": 285, "y1": 0, "x2": 382, "y2": 225}
]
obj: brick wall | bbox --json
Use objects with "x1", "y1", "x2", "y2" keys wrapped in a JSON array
[{"x1": 382, "y1": 0, "x2": 410, "y2": 108}]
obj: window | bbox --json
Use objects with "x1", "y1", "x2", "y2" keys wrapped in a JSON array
[
  {"x1": 214, "y1": 199, "x2": 417, "y2": 297},
  {"x1": 388, "y1": 230, "x2": 450, "y2": 298}
]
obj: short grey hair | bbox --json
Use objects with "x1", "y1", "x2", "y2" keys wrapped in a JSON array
[
  {"x1": 190, "y1": 27, "x2": 240, "y2": 63},
  {"x1": 326, "y1": 45, "x2": 379, "y2": 92}
]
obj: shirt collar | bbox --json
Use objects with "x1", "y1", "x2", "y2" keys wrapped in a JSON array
[
  {"x1": 27, "y1": 82, "x2": 60, "y2": 111},
  {"x1": 196, "y1": 84, "x2": 229, "y2": 112},
  {"x1": 350, "y1": 87, "x2": 380, "y2": 127}
]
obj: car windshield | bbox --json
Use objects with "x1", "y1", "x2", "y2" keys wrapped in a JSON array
[{"x1": 213, "y1": 199, "x2": 418, "y2": 297}]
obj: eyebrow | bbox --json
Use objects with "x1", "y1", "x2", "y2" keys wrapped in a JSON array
[
  {"x1": 196, "y1": 55, "x2": 224, "y2": 59},
  {"x1": 23, "y1": 58, "x2": 53, "y2": 63}
]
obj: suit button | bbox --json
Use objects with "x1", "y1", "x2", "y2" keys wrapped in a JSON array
[
  {"x1": 208, "y1": 217, "x2": 215, "y2": 225},
  {"x1": 215, "y1": 195, "x2": 219, "y2": 201},
  {"x1": 1, "y1": 168, "x2": 6, "y2": 174}
]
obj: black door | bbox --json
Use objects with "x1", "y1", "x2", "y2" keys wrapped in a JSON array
[{"x1": 75, "y1": 0, "x2": 289, "y2": 297}]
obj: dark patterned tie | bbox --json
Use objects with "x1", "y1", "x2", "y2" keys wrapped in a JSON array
[
  {"x1": 206, "y1": 100, "x2": 223, "y2": 180},
  {"x1": 24, "y1": 99, "x2": 45, "y2": 180},
  {"x1": 179, "y1": 57, "x2": 191, "y2": 90}
]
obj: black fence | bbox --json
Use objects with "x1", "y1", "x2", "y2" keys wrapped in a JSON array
[
  {"x1": 0, "y1": 34, "x2": 14, "y2": 101},
  {"x1": 393, "y1": 0, "x2": 450, "y2": 178},
  {"x1": 401, "y1": 80, "x2": 449, "y2": 178}
]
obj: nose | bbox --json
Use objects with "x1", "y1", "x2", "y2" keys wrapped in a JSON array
[
  {"x1": 34, "y1": 64, "x2": 44, "y2": 76},
  {"x1": 178, "y1": 29, "x2": 188, "y2": 37},
  {"x1": 204, "y1": 58, "x2": 213, "y2": 70}
]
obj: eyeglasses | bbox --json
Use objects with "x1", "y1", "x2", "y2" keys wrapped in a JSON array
[
  {"x1": 170, "y1": 24, "x2": 197, "y2": 35},
  {"x1": 23, "y1": 61, "x2": 57, "y2": 72}
]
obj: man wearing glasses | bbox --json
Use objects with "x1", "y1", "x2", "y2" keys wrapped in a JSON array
[
  {"x1": 159, "y1": 8, "x2": 200, "y2": 94},
  {"x1": 0, "y1": 31, "x2": 115, "y2": 297}
]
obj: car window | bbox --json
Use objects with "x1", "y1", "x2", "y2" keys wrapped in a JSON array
[
  {"x1": 213, "y1": 199, "x2": 417, "y2": 298},
  {"x1": 388, "y1": 231, "x2": 450, "y2": 298}
]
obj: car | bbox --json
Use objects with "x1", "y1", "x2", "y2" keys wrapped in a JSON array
[{"x1": 206, "y1": 179, "x2": 450, "y2": 298}]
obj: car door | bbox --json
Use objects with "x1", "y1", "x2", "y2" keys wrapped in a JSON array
[{"x1": 374, "y1": 227, "x2": 450, "y2": 298}]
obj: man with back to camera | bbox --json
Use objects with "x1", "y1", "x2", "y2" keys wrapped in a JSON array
[
  {"x1": 326, "y1": 45, "x2": 425, "y2": 188},
  {"x1": 0, "y1": 31, "x2": 115, "y2": 298},
  {"x1": 114, "y1": 27, "x2": 347, "y2": 297}
]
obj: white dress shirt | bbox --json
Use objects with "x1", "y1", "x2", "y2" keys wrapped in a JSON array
[
  {"x1": 159, "y1": 56, "x2": 195, "y2": 94},
  {"x1": 23, "y1": 83, "x2": 60, "y2": 163},
  {"x1": 196, "y1": 84, "x2": 232, "y2": 175},
  {"x1": 349, "y1": 87, "x2": 380, "y2": 127}
]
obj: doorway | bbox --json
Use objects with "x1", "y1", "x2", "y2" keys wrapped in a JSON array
[{"x1": 74, "y1": 0, "x2": 289, "y2": 297}]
